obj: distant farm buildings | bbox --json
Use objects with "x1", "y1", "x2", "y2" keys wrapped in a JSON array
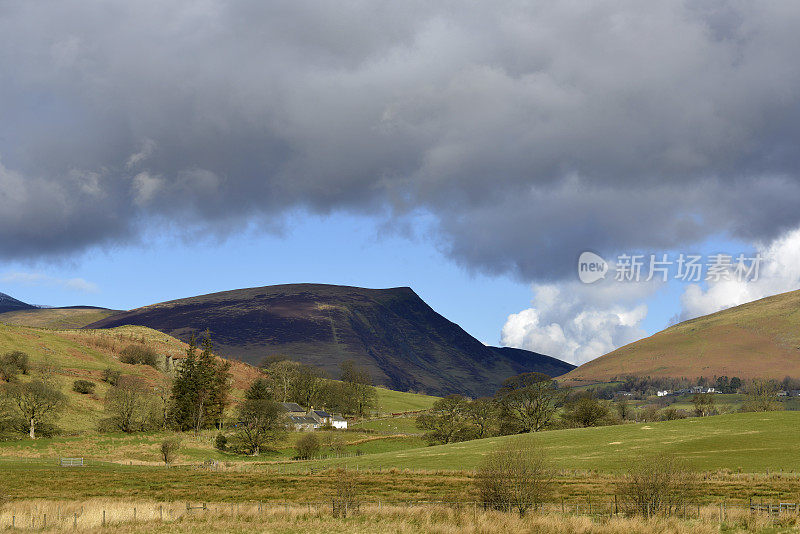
[{"x1": 280, "y1": 402, "x2": 348, "y2": 430}]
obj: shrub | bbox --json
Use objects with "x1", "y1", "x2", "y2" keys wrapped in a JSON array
[
  {"x1": 72, "y1": 380, "x2": 96, "y2": 395},
  {"x1": 101, "y1": 368, "x2": 121, "y2": 386},
  {"x1": 0, "y1": 351, "x2": 29, "y2": 381},
  {"x1": 618, "y1": 453, "x2": 695, "y2": 517},
  {"x1": 659, "y1": 407, "x2": 688, "y2": 421},
  {"x1": 119, "y1": 344, "x2": 159, "y2": 368},
  {"x1": 215, "y1": 433, "x2": 228, "y2": 451},
  {"x1": 295, "y1": 432, "x2": 320, "y2": 459},
  {"x1": 160, "y1": 438, "x2": 181, "y2": 466}
]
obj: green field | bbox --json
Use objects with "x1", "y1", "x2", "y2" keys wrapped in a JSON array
[
  {"x1": 323, "y1": 411, "x2": 800, "y2": 473},
  {"x1": 373, "y1": 387, "x2": 439, "y2": 414}
]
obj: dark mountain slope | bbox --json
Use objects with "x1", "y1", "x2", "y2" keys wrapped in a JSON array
[
  {"x1": 0, "y1": 292, "x2": 36, "y2": 314},
  {"x1": 86, "y1": 283, "x2": 573, "y2": 396}
]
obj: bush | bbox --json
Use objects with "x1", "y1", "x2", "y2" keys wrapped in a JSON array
[
  {"x1": 160, "y1": 438, "x2": 181, "y2": 466},
  {"x1": 330, "y1": 468, "x2": 361, "y2": 517},
  {"x1": 659, "y1": 407, "x2": 688, "y2": 421},
  {"x1": 618, "y1": 453, "x2": 695, "y2": 517},
  {"x1": 215, "y1": 433, "x2": 228, "y2": 451},
  {"x1": 295, "y1": 432, "x2": 320, "y2": 459},
  {"x1": 119, "y1": 344, "x2": 159, "y2": 368},
  {"x1": 475, "y1": 439, "x2": 552, "y2": 515},
  {"x1": 102, "y1": 368, "x2": 121, "y2": 386},
  {"x1": 0, "y1": 351, "x2": 29, "y2": 381},
  {"x1": 72, "y1": 380, "x2": 96, "y2": 395}
]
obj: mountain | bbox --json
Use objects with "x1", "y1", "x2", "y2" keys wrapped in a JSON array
[
  {"x1": 561, "y1": 288, "x2": 800, "y2": 385},
  {"x1": 0, "y1": 292, "x2": 36, "y2": 314},
  {"x1": 85, "y1": 284, "x2": 574, "y2": 396}
]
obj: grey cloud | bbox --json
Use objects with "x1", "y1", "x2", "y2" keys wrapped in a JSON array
[{"x1": 2, "y1": 1, "x2": 800, "y2": 278}]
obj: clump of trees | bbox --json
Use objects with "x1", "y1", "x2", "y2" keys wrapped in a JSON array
[
  {"x1": 260, "y1": 358, "x2": 376, "y2": 416},
  {"x1": 475, "y1": 439, "x2": 553, "y2": 515},
  {"x1": 169, "y1": 333, "x2": 231, "y2": 432},
  {"x1": 741, "y1": 379, "x2": 781, "y2": 412},
  {"x1": 416, "y1": 373, "x2": 564, "y2": 444}
]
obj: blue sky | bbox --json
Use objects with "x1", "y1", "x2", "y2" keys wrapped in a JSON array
[{"x1": 0, "y1": 209, "x2": 725, "y2": 348}]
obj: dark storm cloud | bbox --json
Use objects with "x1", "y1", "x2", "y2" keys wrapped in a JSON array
[{"x1": 2, "y1": 1, "x2": 800, "y2": 278}]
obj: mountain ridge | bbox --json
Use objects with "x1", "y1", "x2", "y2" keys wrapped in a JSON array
[{"x1": 86, "y1": 283, "x2": 575, "y2": 396}]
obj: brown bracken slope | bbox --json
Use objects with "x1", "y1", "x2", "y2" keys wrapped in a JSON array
[{"x1": 561, "y1": 289, "x2": 800, "y2": 385}]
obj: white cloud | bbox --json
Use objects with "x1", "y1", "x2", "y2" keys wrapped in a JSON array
[
  {"x1": 677, "y1": 227, "x2": 800, "y2": 321},
  {"x1": 501, "y1": 278, "x2": 658, "y2": 365},
  {"x1": 1, "y1": 272, "x2": 99, "y2": 293}
]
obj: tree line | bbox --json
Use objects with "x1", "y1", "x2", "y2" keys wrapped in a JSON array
[{"x1": 416, "y1": 372, "x2": 797, "y2": 445}]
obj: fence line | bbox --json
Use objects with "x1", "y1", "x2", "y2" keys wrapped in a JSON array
[{"x1": 0, "y1": 498, "x2": 798, "y2": 530}]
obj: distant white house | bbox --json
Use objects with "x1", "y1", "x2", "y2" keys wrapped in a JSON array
[
  {"x1": 656, "y1": 390, "x2": 672, "y2": 397},
  {"x1": 332, "y1": 415, "x2": 348, "y2": 429}
]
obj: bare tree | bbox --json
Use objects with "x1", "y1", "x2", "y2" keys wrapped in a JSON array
[
  {"x1": 330, "y1": 468, "x2": 361, "y2": 518},
  {"x1": 495, "y1": 373, "x2": 560, "y2": 433},
  {"x1": 266, "y1": 360, "x2": 299, "y2": 403},
  {"x1": 4, "y1": 379, "x2": 66, "y2": 439},
  {"x1": 104, "y1": 376, "x2": 151, "y2": 432},
  {"x1": 618, "y1": 453, "x2": 695, "y2": 517},
  {"x1": 475, "y1": 438, "x2": 553, "y2": 515}
]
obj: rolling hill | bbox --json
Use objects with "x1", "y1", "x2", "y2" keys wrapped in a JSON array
[
  {"x1": 85, "y1": 284, "x2": 575, "y2": 396},
  {"x1": 562, "y1": 288, "x2": 800, "y2": 384},
  {"x1": 0, "y1": 322, "x2": 261, "y2": 432}
]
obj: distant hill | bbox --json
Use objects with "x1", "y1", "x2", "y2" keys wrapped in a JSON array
[
  {"x1": 0, "y1": 292, "x2": 36, "y2": 314},
  {"x1": 0, "y1": 306, "x2": 120, "y2": 329},
  {"x1": 86, "y1": 284, "x2": 574, "y2": 397},
  {"x1": 561, "y1": 288, "x2": 800, "y2": 385}
]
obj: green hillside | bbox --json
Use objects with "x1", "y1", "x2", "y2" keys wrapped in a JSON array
[
  {"x1": 0, "y1": 323, "x2": 261, "y2": 432},
  {"x1": 563, "y1": 289, "x2": 800, "y2": 384}
]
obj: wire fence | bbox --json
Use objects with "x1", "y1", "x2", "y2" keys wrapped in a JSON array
[{"x1": 1, "y1": 498, "x2": 799, "y2": 530}]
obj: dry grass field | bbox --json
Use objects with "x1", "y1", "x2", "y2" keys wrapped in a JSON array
[{"x1": 0, "y1": 499, "x2": 793, "y2": 533}]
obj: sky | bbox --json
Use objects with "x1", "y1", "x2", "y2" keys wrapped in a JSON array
[{"x1": 3, "y1": 1, "x2": 800, "y2": 364}]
